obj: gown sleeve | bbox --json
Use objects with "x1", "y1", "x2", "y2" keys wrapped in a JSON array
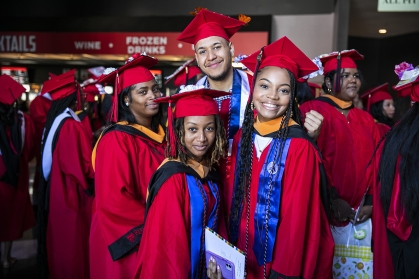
[{"x1": 136, "y1": 173, "x2": 191, "y2": 279}]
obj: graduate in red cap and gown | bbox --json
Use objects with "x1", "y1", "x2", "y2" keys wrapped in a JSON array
[
  {"x1": 361, "y1": 83, "x2": 395, "y2": 137},
  {"x1": 37, "y1": 69, "x2": 94, "y2": 279},
  {"x1": 225, "y1": 36, "x2": 334, "y2": 279},
  {"x1": 373, "y1": 62, "x2": 419, "y2": 279},
  {"x1": 136, "y1": 85, "x2": 228, "y2": 279},
  {"x1": 89, "y1": 53, "x2": 166, "y2": 279},
  {"x1": 164, "y1": 59, "x2": 203, "y2": 92},
  {"x1": 299, "y1": 50, "x2": 381, "y2": 278},
  {"x1": 0, "y1": 74, "x2": 35, "y2": 268}
]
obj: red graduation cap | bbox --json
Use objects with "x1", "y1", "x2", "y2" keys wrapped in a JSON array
[
  {"x1": 41, "y1": 69, "x2": 78, "y2": 101},
  {"x1": 97, "y1": 53, "x2": 158, "y2": 122},
  {"x1": 361, "y1": 83, "x2": 392, "y2": 112},
  {"x1": 0, "y1": 74, "x2": 26, "y2": 105},
  {"x1": 164, "y1": 59, "x2": 202, "y2": 87},
  {"x1": 318, "y1": 49, "x2": 364, "y2": 93},
  {"x1": 177, "y1": 8, "x2": 250, "y2": 45},
  {"x1": 241, "y1": 36, "x2": 319, "y2": 80},
  {"x1": 48, "y1": 72, "x2": 57, "y2": 79},
  {"x1": 155, "y1": 86, "x2": 230, "y2": 157}
]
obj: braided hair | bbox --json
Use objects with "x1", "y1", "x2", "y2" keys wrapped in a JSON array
[
  {"x1": 228, "y1": 61, "x2": 300, "y2": 242},
  {"x1": 0, "y1": 101, "x2": 22, "y2": 187},
  {"x1": 167, "y1": 114, "x2": 227, "y2": 167}
]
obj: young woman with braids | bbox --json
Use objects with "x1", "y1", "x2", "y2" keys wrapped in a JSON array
[
  {"x1": 135, "y1": 86, "x2": 228, "y2": 279},
  {"x1": 300, "y1": 50, "x2": 381, "y2": 278},
  {"x1": 372, "y1": 64, "x2": 419, "y2": 279},
  {"x1": 36, "y1": 70, "x2": 94, "y2": 279},
  {"x1": 0, "y1": 75, "x2": 35, "y2": 268},
  {"x1": 224, "y1": 37, "x2": 334, "y2": 279},
  {"x1": 89, "y1": 54, "x2": 166, "y2": 279}
]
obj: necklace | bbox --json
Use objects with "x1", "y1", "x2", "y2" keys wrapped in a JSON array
[{"x1": 254, "y1": 136, "x2": 272, "y2": 153}]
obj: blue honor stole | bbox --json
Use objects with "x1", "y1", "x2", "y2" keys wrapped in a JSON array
[
  {"x1": 228, "y1": 68, "x2": 243, "y2": 140},
  {"x1": 253, "y1": 135, "x2": 292, "y2": 266},
  {"x1": 186, "y1": 174, "x2": 219, "y2": 279}
]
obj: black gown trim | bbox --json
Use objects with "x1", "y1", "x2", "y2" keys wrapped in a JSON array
[
  {"x1": 316, "y1": 96, "x2": 354, "y2": 110},
  {"x1": 269, "y1": 270, "x2": 304, "y2": 279},
  {"x1": 107, "y1": 224, "x2": 145, "y2": 262}
]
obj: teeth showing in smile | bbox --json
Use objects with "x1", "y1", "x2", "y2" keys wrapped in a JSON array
[{"x1": 263, "y1": 103, "x2": 278, "y2": 108}]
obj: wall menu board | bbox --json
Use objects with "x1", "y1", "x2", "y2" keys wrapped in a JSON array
[{"x1": 1, "y1": 66, "x2": 29, "y2": 84}]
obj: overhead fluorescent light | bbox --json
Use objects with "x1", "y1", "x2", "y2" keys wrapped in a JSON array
[{"x1": 378, "y1": 29, "x2": 387, "y2": 34}]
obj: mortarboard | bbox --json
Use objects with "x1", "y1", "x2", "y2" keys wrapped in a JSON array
[
  {"x1": 241, "y1": 36, "x2": 319, "y2": 80},
  {"x1": 177, "y1": 8, "x2": 250, "y2": 45},
  {"x1": 0, "y1": 74, "x2": 26, "y2": 105},
  {"x1": 155, "y1": 85, "x2": 230, "y2": 157},
  {"x1": 81, "y1": 78, "x2": 105, "y2": 102},
  {"x1": 87, "y1": 66, "x2": 105, "y2": 79},
  {"x1": 41, "y1": 69, "x2": 78, "y2": 101},
  {"x1": 393, "y1": 62, "x2": 419, "y2": 102},
  {"x1": 361, "y1": 83, "x2": 392, "y2": 112},
  {"x1": 318, "y1": 49, "x2": 364, "y2": 93},
  {"x1": 164, "y1": 59, "x2": 202, "y2": 87},
  {"x1": 97, "y1": 53, "x2": 158, "y2": 122}
]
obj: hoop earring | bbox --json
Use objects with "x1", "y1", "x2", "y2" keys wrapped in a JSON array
[{"x1": 327, "y1": 87, "x2": 332, "y2": 93}]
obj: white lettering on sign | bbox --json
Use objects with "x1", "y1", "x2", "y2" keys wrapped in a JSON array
[
  {"x1": 127, "y1": 46, "x2": 166, "y2": 55},
  {"x1": 126, "y1": 36, "x2": 167, "y2": 45},
  {"x1": 378, "y1": 0, "x2": 419, "y2": 11},
  {"x1": 74, "y1": 41, "x2": 101, "y2": 50},
  {"x1": 0, "y1": 35, "x2": 36, "y2": 52},
  {"x1": 126, "y1": 36, "x2": 167, "y2": 54}
]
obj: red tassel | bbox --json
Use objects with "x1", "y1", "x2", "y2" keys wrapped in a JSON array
[
  {"x1": 76, "y1": 83, "x2": 82, "y2": 111},
  {"x1": 110, "y1": 73, "x2": 120, "y2": 123},
  {"x1": 167, "y1": 102, "x2": 177, "y2": 157}
]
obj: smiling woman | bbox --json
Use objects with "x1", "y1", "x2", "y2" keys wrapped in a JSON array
[{"x1": 135, "y1": 86, "x2": 229, "y2": 279}]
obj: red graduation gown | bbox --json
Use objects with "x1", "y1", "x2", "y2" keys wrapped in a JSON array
[
  {"x1": 227, "y1": 130, "x2": 334, "y2": 279},
  {"x1": 0, "y1": 114, "x2": 36, "y2": 241},
  {"x1": 376, "y1": 121, "x2": 390, "y2": 138},
  {"x1": 136, "y1": 172, "x2": 225, "y2": 279},
  {"x1": 29, "y1": 95, "x2": 52, "y2": 190},
  {"x1": 90, "y1": 128, "x2": 165, "y2": 279},
  {"x1": 46, "y1": 119, "x2": 94, "y2": 279},
  {"x1": 300, "y1": 100, "x2": 381, "y2": 209}
]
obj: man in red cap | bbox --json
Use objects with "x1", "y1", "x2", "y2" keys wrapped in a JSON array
[
  {"x1": 0, "y1": 74, "x2": 35, "y2": 269},
  {"x1": 37, "y1": 69, "x2": 94, "y2": 279}
]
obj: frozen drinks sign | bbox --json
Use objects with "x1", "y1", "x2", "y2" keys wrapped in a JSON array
[
  {"x1": 378, "y1": 0, "x2": 419, "y2": 11},
  {"x1": 0, "y1": 32, "x2": 268, "y2": 57}
]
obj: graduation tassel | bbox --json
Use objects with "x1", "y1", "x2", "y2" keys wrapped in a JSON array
[
  {"x1": 110, "y1": 72, "x2": 120, "y2": 123},
  {"x1": 166, "y1": 101, "x2": 177, "y2": 158},
  {"x1": 335, "y1": 51, "x2": 342, "y2": 93},
  {"x1": 76, "y1": 82, "x2": 82, "y2": 111}
]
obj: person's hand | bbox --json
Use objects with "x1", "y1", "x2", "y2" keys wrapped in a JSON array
[
  {"x1": 355, "y1": 205, "x2": 372, "y2": 224},
  {"x1": 207, "y1": 256, "x2": 223, "y2": 279},
  {"x1": 304, "y1": 110, "x2": 324, "y2": 141},
  {"x1": 335, "y1": 199, "x2": 356, "y2": 223}
]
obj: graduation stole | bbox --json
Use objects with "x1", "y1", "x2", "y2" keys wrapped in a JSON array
[
  {"x1": 42, "y1": 108, "x2": 80, "y2": 181},
  {"x1": 250, "y1": 133, "x2": 292, "y2": 266},
  {"x1": 187, "y1": 174, "x2": 219, "y2": 279},
  {"x1": 227, "y1": 68, "x2": 243, "y2": 140}
]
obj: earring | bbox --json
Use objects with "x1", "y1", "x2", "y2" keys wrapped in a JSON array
[
  {"x1": 250, "y1": 102, "x2": 255, "y2": 111},
  {"x1": 327, "y1": 87, "x2": 332, "y2": 93},
  {"x1": 125, "y1": 102, "x2": 129, "y2": 107}
]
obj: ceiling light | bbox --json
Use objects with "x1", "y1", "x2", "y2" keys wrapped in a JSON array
[{"x1": 378, "y1": 29, "x2": 387, "y2": 34}]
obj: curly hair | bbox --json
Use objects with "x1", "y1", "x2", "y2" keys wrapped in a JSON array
[{"x1": 166, "y1": 114, "x2": 227, "y2": 167}]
